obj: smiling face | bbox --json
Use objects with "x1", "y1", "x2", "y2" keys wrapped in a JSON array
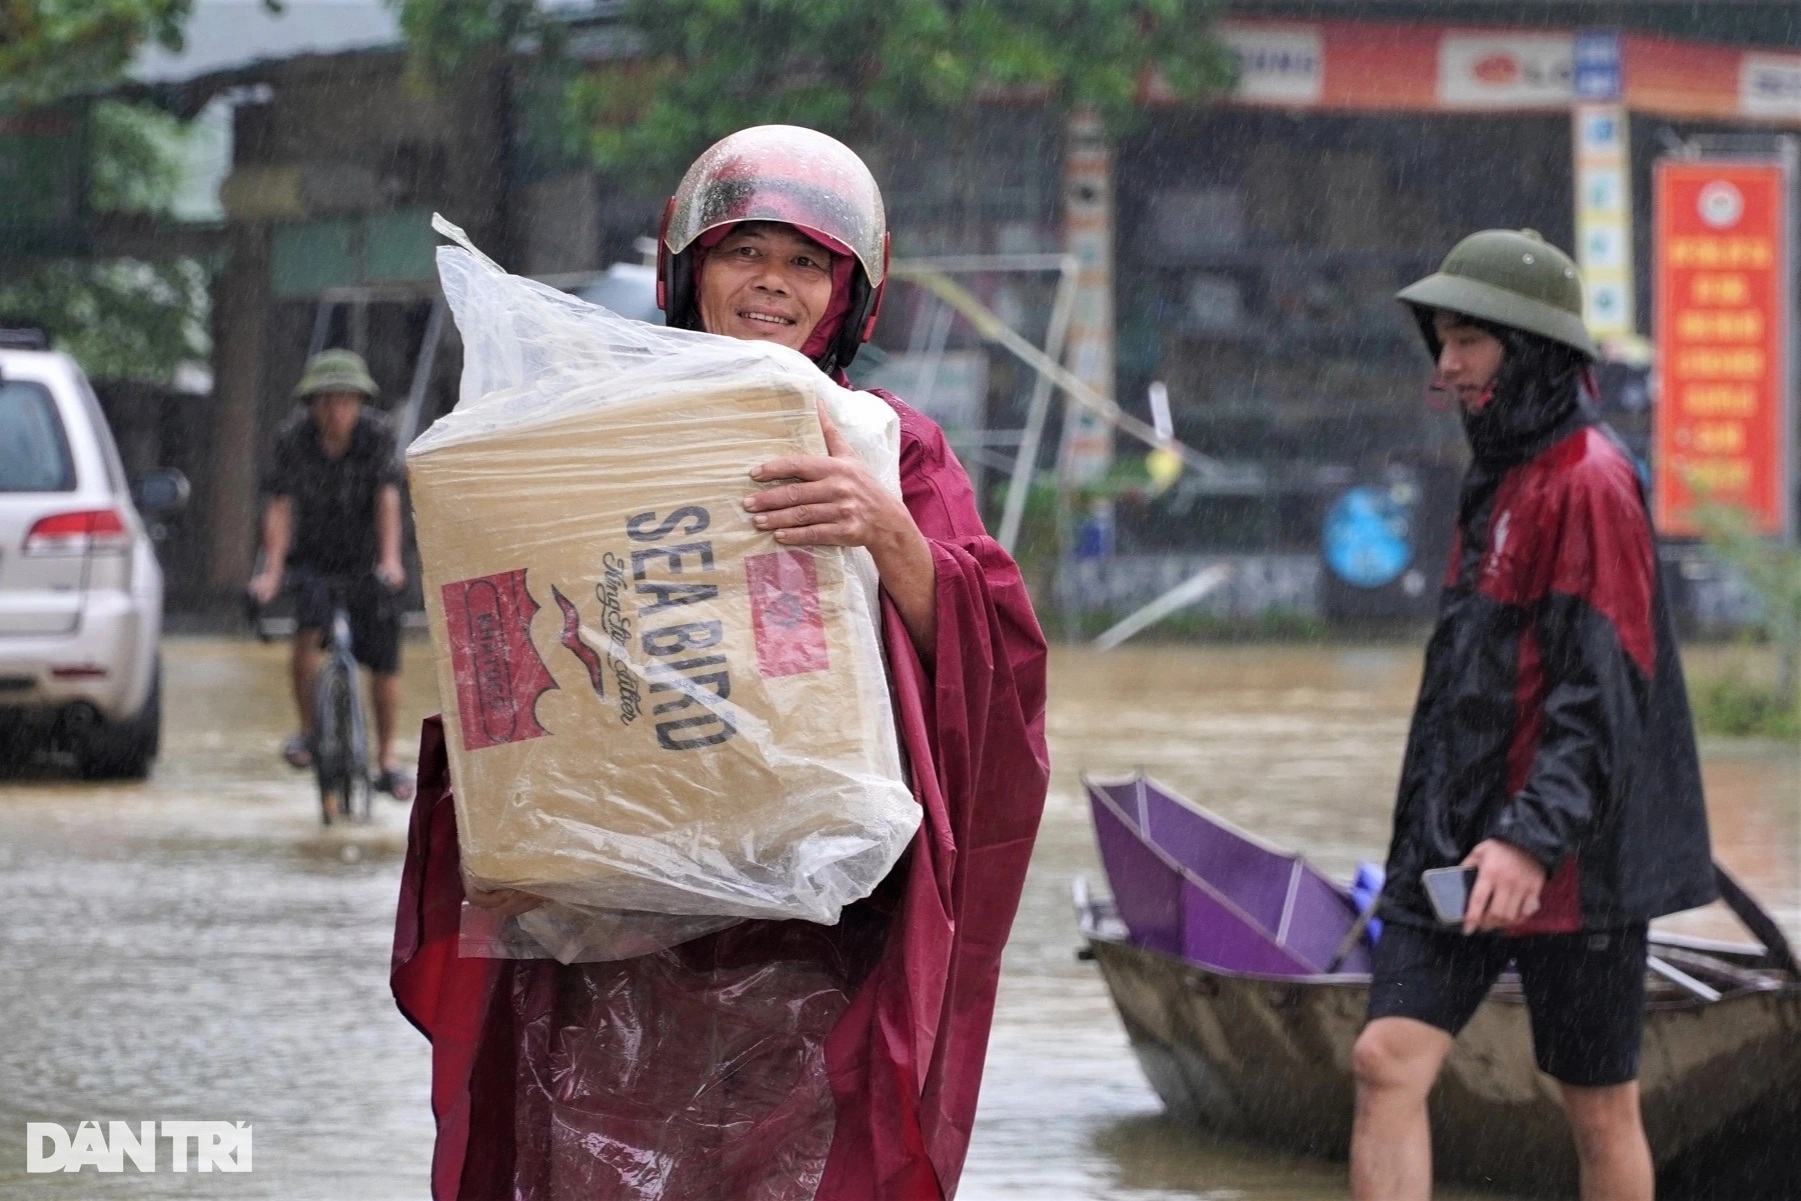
[
  {"x1": 1432, "y1": 311, "x2": 1507, "y2": 412},
  {"x1": 695, "y1": 222, "x2": 836, "y2": 352}
]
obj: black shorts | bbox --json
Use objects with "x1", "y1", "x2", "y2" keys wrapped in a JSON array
[
  {"x1": 292, "y1": 570, "x2": 402, "y2": 676},
  {"x1": 1366, "y1": 919, "x2": 1649, "y2": 1087}
]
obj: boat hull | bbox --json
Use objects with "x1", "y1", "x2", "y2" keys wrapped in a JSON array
[{"x1": 1087, "y1": 932, "x2": 1801, "y2": 1197}]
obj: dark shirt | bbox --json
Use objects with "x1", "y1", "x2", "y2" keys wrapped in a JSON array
[{"x1": 263, "y1": 407, "x2": 402, "y2": 575}]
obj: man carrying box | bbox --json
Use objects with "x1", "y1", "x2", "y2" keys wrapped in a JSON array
[{"x1": 393, "y1": 126, "x2": 1050, "y2": 1201}]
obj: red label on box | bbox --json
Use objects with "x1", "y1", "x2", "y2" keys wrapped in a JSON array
[
  {"x1": 442, "y1": 569, "x2": 557, "y2": 749},
  {"x1": 745, "y1": 551, "x2": 830, "y2": 678}
]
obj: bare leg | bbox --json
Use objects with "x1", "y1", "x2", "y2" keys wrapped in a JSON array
[
  {"x1": 291, "y1": 630, "x2": 323, "y2": 743},
  {"x1": 371, "y1": 671, "x2": 400, "y2": 772},
  {"x1": 1351, "y1": 1017, "x2": 1455, "y2": 1201},
  {"x1": 291, "y1": 630, "x2": 339, "y2": 822},
  {"x1": 1561, "y1": 1081, "x2": 1653, "y2": 1201}
]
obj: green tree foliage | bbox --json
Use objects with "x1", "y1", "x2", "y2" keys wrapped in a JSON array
[
  {"x1": 0, "y1": 102, "x2": 209, "y2": 383},
  {"x1": 89, "y1": 96, "x2": 188, "y2": 211},
  {"x1": 0, "y1": 0, "x2": 192, "y2": 111},
  {"x1": 0, "y1": 258, "x2": 207, "y2": 382},
  {"x1": 1693, "y1": 504, "x2": 1801, "y2": 738},
  {"x1": 396, "y1": 0, "x2": 1233, "y2": 178},
  {"x1": 0, "y1": 0, "x2": 225, "y2": 385},
  {"x1": 393, "y1": 0, "x2": 559, "y2": 84},
  {"x1": 1698, "y1": 508, "x2": 1801, "y2": 687}
]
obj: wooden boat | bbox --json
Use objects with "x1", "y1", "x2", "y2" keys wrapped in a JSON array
[{"x1": 1079, "y1": 773, "x2": 1801, "y2": 1198}]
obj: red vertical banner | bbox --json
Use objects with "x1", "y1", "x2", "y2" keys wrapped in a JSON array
[{"x1": 1653, "y1": 160, "x2": 1793, "y2": 538}]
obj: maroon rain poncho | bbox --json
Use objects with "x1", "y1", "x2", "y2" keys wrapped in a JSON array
[{"x1": 392, "y1": 393, "x2": 1050, "y2": 1200}]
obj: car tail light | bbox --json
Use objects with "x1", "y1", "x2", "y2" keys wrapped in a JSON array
[{"x1": 23, "y1": 509, "x2": 130, "y2": 556}]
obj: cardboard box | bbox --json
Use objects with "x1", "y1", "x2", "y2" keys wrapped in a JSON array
[{"x1": 409, "y1": 377, "x2": 915, "y2": 922}]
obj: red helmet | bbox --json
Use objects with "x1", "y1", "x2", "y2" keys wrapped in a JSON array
[{"x1": 658, "y1": 125, "x2": 890, "y2": 373}]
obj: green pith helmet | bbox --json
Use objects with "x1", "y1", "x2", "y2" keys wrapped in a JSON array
[
  {"x1": 293, "y1": 349, "x2": 378, "y2": 400},
  {"x1": 1396, "y1": 229, "x2": 1598, "y2": 361}
]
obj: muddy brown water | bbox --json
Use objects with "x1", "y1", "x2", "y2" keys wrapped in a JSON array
[{"x1": 0, "y1": 638, "x2": 1793, "y2": 1198}]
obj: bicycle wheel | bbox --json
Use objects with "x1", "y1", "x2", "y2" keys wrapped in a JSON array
[
  {"x1": 341, "y1": 659, "x2": 373, "y2": 823},
  {"x1": 313, "y1": 660, "x2": 369, "y2": 824}
]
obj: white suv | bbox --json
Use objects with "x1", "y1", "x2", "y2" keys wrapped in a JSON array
[{"x1": 0, "y1": 331, "x2": 185, "y2": 778}]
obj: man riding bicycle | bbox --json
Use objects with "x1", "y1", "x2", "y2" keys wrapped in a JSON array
[{"x1": 248, "y1": 349, "x2": 414, "y2": 805}]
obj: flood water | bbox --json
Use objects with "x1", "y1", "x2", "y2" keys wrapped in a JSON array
[{"x1": 0, "y1": 637, "x2": 1794, "y2": 1199}]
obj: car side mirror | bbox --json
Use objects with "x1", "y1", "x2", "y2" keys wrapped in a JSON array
[{"x1": 130, "y1": 468, "x2": 191, "y2": 518}]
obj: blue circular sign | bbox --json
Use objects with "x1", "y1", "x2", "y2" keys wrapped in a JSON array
[{"x1": 1323, "y1": 486, "x2": 1413, "y2": 589}]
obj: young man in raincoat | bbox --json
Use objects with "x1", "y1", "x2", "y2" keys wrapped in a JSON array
[
  {"x1": 391, "y1": 125, "x2": 1050, "y2": 1200},
  {"x1": 1350, "y1": 230, "x2": 1715, "y2": 1201}
]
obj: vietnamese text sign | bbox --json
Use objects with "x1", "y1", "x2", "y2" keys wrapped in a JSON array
[
  {"x1": 1653, "y1": 160, "x2": 1793, "y2": 538},
  {"x1": 1574, "y1": 103, "x2": 1636, "y2": 339}
]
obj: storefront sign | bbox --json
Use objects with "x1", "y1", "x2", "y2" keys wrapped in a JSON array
[
  {"x1": 1573, "y1": 104, "x2": 1636, "y2": 339},
  {"x1": 1184, "y1": 19, "x2": 1801, "y2": 125},
  {"x1": 1653, "y1": 160, "x2": 1794, "y2": 538},
  {"x1": 0, "y1": 109, "x2": 90, "y2": 256},
  {"x1": 1740, "y1": 54, "x2": 1801, "y2": 121},
  {"x1": 1438, "y1": 33, "x2": 1574, "y2": 109},
  {"x1": 1221, "y1": 24, "x2": 1324, "y2": 106},
  {"x1": 1573, "y1": 29, "x2": 1622, "y2": 102},
  {"x1": 270, "y1": 208, "x2": 437, "y2": 297}
]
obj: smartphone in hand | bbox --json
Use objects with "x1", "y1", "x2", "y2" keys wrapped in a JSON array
[{"x1": 1422, "y1": 866, "x2": 1479, "y2": 926}]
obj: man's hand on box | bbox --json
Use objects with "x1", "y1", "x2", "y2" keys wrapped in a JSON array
[
  {"x1": 746, "y1": 405, "x2": 915, "y2": 553},
  {"x1": 747, "y1": 403, "x2": 939, "y2": 661},
  {"x1": 465, "y1": 881, "x2": 544, "y2": 918}
]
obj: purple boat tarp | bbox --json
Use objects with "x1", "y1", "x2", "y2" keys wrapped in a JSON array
[{"x1": 1086, "y1": 774, "x2": 1372, "y2": 976}]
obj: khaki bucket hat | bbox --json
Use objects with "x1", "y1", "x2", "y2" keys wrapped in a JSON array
[
  {"x1": 294, "y1": 349, "x2": 379, "y2": 400},
  {"x1": 1396, "y1": 229, "x2": 1599, "y2": 361}
]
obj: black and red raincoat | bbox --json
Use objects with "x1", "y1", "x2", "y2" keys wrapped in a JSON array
[{"x1": 1379, "y1": 332, "x2": 1716, "y2": 932}]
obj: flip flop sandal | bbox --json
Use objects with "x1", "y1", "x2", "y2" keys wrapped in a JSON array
[
  {"x1": 375, "y1": 768, "x2": 415, "y2": 802},
  {"x1": 282, "y1": 734, "x2": 313, "y2": 770}
]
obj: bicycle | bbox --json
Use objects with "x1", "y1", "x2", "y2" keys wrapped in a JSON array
[
  {"x1": 309, "y1": 576, "x2": 375, "y2": 825},
  {"x1": 247, "y1": 574, "x2": 374, "y2": 825}
]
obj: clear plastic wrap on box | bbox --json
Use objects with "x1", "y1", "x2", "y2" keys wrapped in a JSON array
[{"x1": 411, "y1": 217, "x2": 918, "y2": 962}]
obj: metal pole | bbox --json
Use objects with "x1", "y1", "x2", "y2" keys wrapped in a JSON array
[
  {"x1": 1091, "y1": 563, "x2": 1235, "y2": 651},
  {"x1": 393, "y1": 297, "x2": 447, "y2": 459},
  {"x1": 349, "y1": 298, "x2": 369, "y2": 358},
  {"x1": 889, "y1": 266, "x2": 1230, "y2": 480},
  {"x1": 996, "y1": 256, "x2": 1079, "y2": 552},
  {"x1": 915, "y1": 302, "x2": 955, "y2": 419},
  {"x1": 307, "y1": 301, "x2": 333, "y2": 357}
]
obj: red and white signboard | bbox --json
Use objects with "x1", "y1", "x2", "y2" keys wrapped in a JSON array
[
  {"x1": 1168, "y1": 18, "x2": 1801, "y2": 125},
  {"x1": 1653, "y1": 161, "x2": 1793, "y2": 538},
  {"x1": 1219, "y1": 23, "x2": 1324, "y2": 105},
  {"x1": 1438, "y1": 33, "x2": 1574, "y2": 109},
  {"x1": 1740, "y1": 53, "x2": 1801, "y2": 121}
]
